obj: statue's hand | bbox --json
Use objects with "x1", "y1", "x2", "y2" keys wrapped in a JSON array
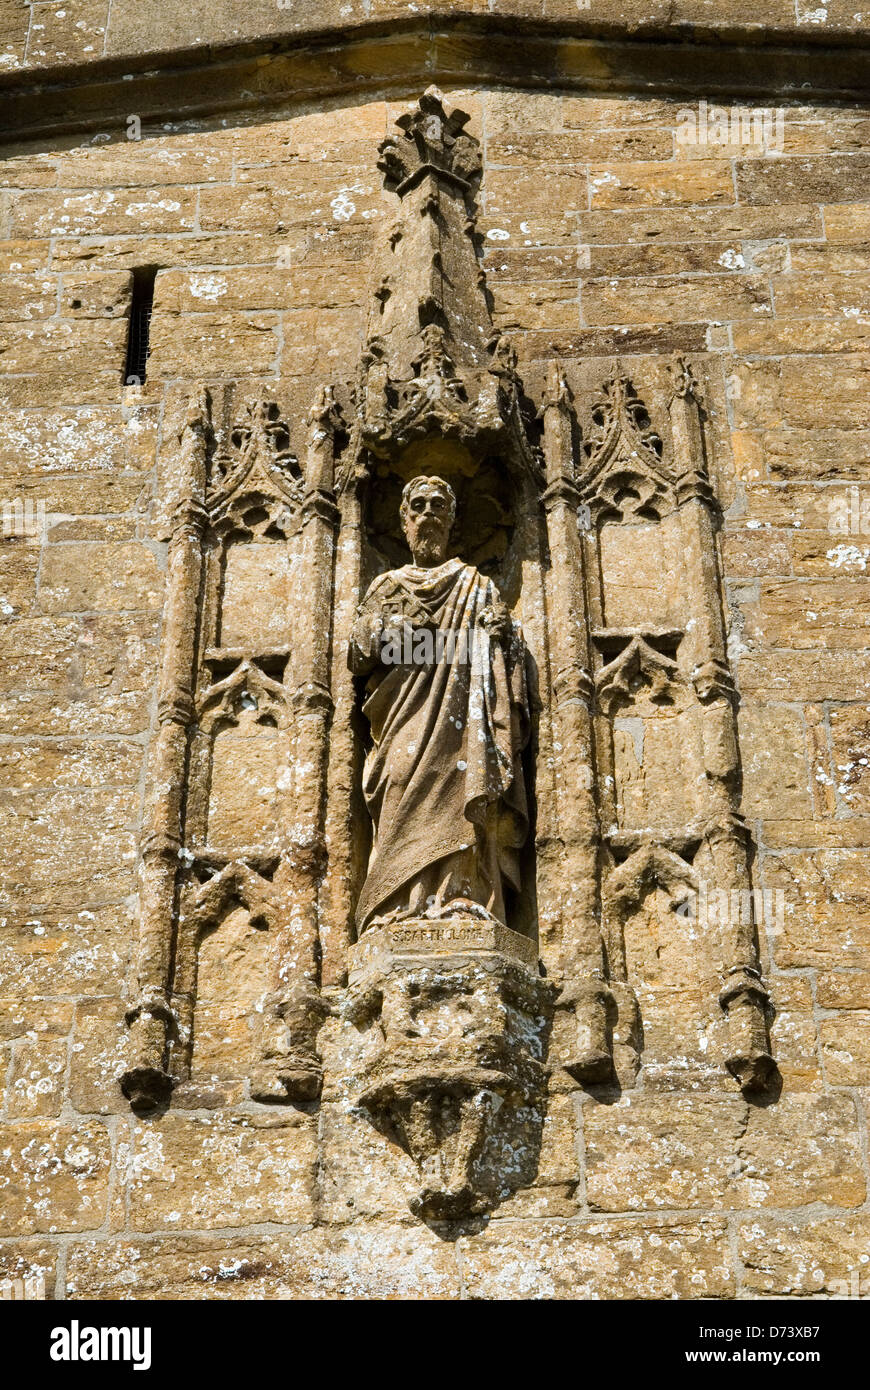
[
  {"x1": 477, "y1": 602, "x2": 512, "y2": 644},
  {"x1": 365, "y1": 612, "x2": 385, "y2": 657},
  {"x1": 349, "y1": 611, "x2": 385, "y2": 674}
]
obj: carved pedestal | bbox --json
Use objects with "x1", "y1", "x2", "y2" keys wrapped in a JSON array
[{"x1": 344, "y1": 919, "x2": 553, "y2": 1221}]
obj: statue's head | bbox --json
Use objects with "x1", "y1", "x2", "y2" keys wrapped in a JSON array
[{"x1": 400, "y1": 475, "x2": 456, "y2": 567}]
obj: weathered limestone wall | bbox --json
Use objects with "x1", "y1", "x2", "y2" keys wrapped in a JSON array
[{"x1": 1, "y1": 9, "x2": 869, "y2": 1298}]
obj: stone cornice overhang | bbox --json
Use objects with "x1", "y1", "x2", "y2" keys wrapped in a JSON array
[{"x1": 1, "y1": 13, "x2": 869, "y2": 143}]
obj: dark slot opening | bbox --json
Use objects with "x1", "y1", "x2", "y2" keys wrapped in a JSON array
[
  {"x1": 123, "y1": 267, "x2": 157, "y2": 385},
  {"x1": 256, "y1": 653, "x2": 289, "y2": 682}
]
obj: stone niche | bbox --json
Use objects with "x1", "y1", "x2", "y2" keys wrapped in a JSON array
[{"x1": 120, "y1": 90, "x2": 775, "y2": 1223}]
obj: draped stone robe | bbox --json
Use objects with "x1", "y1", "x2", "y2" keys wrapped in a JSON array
[{"x1": 349, "y1": 557, "x2": 530, "y2": 932}]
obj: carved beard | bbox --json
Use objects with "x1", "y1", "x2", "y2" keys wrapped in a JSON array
[{"x1": 406, "y1": 520, "x2": 449, "y2": 567}]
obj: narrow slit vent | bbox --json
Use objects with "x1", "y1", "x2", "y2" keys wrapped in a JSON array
[{"x1": 123, "y1": 267, "x2": 157, "y2": 385}]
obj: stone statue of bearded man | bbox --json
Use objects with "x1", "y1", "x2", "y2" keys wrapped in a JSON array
[{"x1": 349, "y1": 475, "x2": 530, "y2": 933}]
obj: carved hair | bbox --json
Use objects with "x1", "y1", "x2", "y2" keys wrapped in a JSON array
[{"x1": 399, "y1": 475, "x2": 457, "y2": 528}]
